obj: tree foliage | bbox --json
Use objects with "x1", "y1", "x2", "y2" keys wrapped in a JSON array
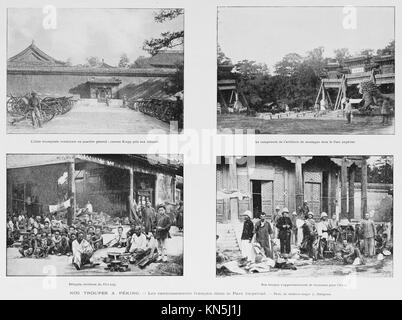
[
  {"x1": 219, "y1": 40, "x2": 394, "y2": 111},
  {"x1": 118, "y1": 53, "x2": 130, "y2": 68},
  {"x1": 377, "y1": 40, "x2": 395, "y2": 56},
  {"x1": 165, "y1": 63, "x2": 184, "y2": 95},
  {"x1": 143, "y1": 9, "x2": 184, "y2": 55},
  {"x1": 85, "y1": 56, "x2": 100, "y2": 67},
  {"x1": 130, "y1": 56, "x2": 151, "y2": 68},
  {"x1": 217, "y1": 45, "x2": 232, "y2": 66},
  {"x1": 334, "y1": 48, "x2": 351, "y2": 65}
]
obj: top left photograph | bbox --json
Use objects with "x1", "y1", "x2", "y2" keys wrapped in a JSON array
[{"x1": 6, "y1": 8, "x2": 184, "y2": 134}]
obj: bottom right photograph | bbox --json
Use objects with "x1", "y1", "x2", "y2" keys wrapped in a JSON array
[{"x1": 216, "y1": 155, "x2": 393, "y2": 278}]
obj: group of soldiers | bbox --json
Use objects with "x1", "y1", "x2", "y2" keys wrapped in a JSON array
[
  {"x1": 7, "y1": 213, "x2": 91, "y2": 259},
  {"x1": 240, "y1": 201, "x2": 391, "y2": 266},
  {"x1": 8, "y1": 200, "x2": 184, "y2": 270}
]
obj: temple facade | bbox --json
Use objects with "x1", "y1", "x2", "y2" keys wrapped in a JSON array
[
  {"x1": 7, "y1": 154, "x2": 183, "y2": 225},
  {"x1": 217, "y1": 156, "x2": 392, "y2": 224}
]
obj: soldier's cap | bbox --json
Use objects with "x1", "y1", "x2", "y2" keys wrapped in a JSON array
[
  {"x1": 282, "y1": 207, "x2": 289, "y2": 213},
  {"x1": 308, "y1": 212, "x2": 314, "y2": 217}
]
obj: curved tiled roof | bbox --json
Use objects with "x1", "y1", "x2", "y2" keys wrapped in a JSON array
[
  {"x1": 8, "y1": 41, "x2": 66, "y2": 66},
  {"x1": 8, "y1": 42, "x2": 177, "y2": 77}
]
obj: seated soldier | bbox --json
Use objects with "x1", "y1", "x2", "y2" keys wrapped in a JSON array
[
  {"x1": 19, "y1": 233, "x2": 34, "y2": 257},
  {"x1": 340, "y1": 239, "x2": 365, "y2": 265},
  {"x1": 53, "y1": 230, "x2": 70, "y2": 256},
  {"x1": 109, "y1": 226, "x2": 127, "y2": 248},
  {"x1": 6, "y1": 218, "x2": 15, "y2": 246},
  {"x1": 72, "y1": 232, "x2": 95, "y2": 270},
  {"x1": 34, "y1": 215, "x2": 44, "y2": 230},
  {"x1": 67, "y1": 233, "x2": 77, "y2": 254},
  {"x1": 126, "y1": 223, "x2": 137, "y2": 239},
  {"x1": 41, "y1": 221, "x2": 52, "y2": 235},
  {"x1": 33, "y1": 233, "x2": 49, "y2": 258},
  {"x1": 91, "y1": 227, "x2": 104, "y2": 250},
  {"x1": 129, "y1": 226, "x2": 147, "y2": 254},
  {"x1": 125, "y1": 223, "x2": 138, "y2": 253},
  {"x1": 46, "y1": 232, "x2": 56, "y2": 255},
  {"x1": 87, "y1": 226, "x2": 95, "y2": 236},
  {"x1": 146, "y1": 232, "x2": 158, "y2": 254},
  {"x1": 376, "y1": 233, "x2": 391, "y2": 254},
  {"x1": 68, "y1": 226, "x2": 76, "y2": 236}
]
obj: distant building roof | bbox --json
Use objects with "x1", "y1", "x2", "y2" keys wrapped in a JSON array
[
  {"x1": 87, "y1": 76, "x2": 122, "y2": 84},
  {"x1": 92, "y1": 59, "x2": 115, "y2": 69},
  {"x1": 343, "y1": 55, "x2": 371, "y2": 65},
  {"x1": 8, "y1": 41, "x2": 66, "y2": 67},
  {"x1": 148, "y1": 50, "x2": 183, "y2": 68},
  {"x1": 373, "y1": 54, "x2": 395, "y2": 63}
]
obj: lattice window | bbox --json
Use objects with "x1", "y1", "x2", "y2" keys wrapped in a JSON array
[
  {"x1": 304, "y1": 171, "x2": 322, "y2": 183},
  {"x1": 274, "y1": 172, "x2": 285, "y2": 207},
  {"x1": 216, "y1": 168, "x2": 223, "y2": 190},
  {"x1": 237, "y1": 167, "x2": 249, "y2": 193}
]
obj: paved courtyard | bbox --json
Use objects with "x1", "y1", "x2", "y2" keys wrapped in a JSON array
[{"x1": 7, "y1": 100, "x2": 172, "y2": 134}]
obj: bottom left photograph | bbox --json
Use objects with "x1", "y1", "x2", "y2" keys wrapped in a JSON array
[{"x1": 6, "y1": 153, "x2": 184, "y2": 276}]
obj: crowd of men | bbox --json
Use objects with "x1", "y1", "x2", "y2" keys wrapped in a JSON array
[
  {"x1": 7, "y1": 200, "x2": 184, "y2": 270},
  {"x1": 240, "y1": 201, "x2": 392, "y2": 266}
]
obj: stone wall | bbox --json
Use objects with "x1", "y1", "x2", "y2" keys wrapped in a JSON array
[{"x1": 7, "y1": 72, "x2": 171, "y2": 99}]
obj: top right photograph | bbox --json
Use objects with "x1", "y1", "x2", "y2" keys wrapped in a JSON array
[{"x1": 217, "y1": 6, "x2": 395, "y2": 135}]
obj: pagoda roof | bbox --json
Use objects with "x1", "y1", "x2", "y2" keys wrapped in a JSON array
[
  {"x1": 343, "y1": 55, "x2": 371, "y2": 64},
  {"x1": 8, "y1": 41, "x2": 66, "y2": 67}
]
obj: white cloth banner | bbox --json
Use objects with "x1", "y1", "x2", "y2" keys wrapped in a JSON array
[{"x1": 49, "y1": 199, "x2": 71, "y2": 213}]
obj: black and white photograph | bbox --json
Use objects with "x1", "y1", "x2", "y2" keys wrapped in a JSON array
[
  {"x1": 7, "y1": 8, "x2": 184, "y2": 134},
  {"x1": 6, "y1": 154, "x2": 184, "y2": 276},
  {"x1": 216, "y1": 156, "x2": 393, "y2": 277},
  {"x1": 217, "y1": 6, "x2": 395, "y2": 134}
]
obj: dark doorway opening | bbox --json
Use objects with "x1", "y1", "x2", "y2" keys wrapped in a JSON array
[{"x1": 251, "y1": 180, "x2": 262, "y2": 218}]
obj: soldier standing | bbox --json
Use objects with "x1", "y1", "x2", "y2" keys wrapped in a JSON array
[{"x1": 28, "y1": 91, "x2": 42, "y2": 128}]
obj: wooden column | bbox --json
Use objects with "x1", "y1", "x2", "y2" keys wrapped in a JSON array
[
  {"x1": 172, "y1": 176, "x2": 177, "y2": 203},
  {"x1": 129, "y1": 168, "x2": 134, "y2": 205},
  {"x1": 228, "y1": 156, "x2": 238, "y2": 222},
  {"x1": 348, "y1": 165, "x2": 355, "y2": 220},
  {"x1": 228, "y1": 156, "x2": 238, "y2": 190},
  {"x1": 295, "y1": 157, "x2": 303, "y2": 211},
  {"x1": 361, "y1": 158, "x2": 368, "y2": 218},
  {"x1": 341, "y1": 157, "x2": 348, "y2": 219},
  {"x1": 67, "y1": 160, "x2": 76, "y2": 226}
]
